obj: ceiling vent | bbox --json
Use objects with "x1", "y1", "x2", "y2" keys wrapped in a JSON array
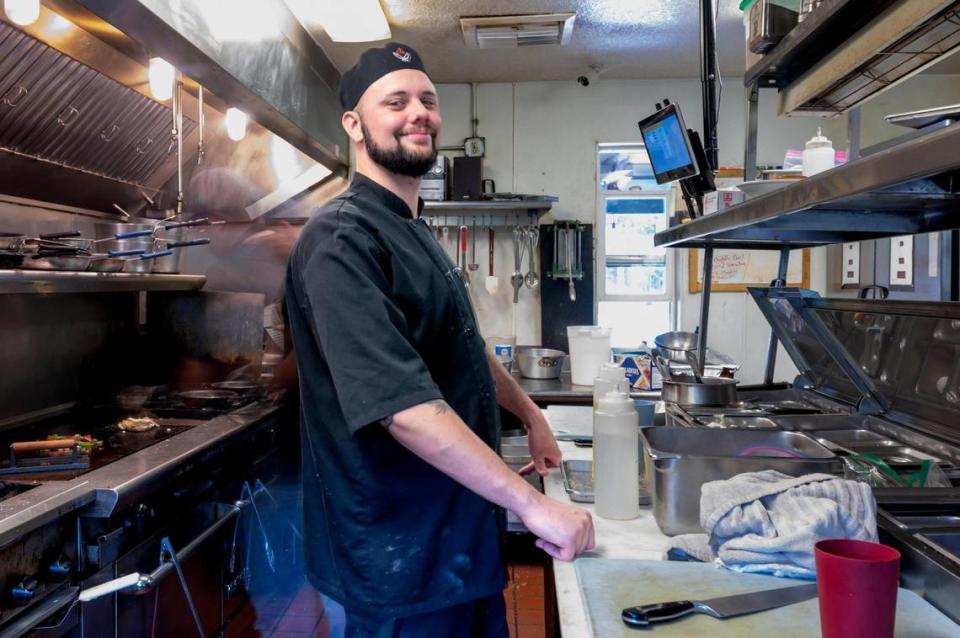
[{"x1": 460, "y1": 13, "x2": 576, "y2": 49}]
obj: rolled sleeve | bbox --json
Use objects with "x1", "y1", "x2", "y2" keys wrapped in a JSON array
[{"x1": 297, "y1": 222, "x2": 442, "y2": 433}]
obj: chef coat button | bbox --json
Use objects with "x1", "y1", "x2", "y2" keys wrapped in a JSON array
[
  {"x1": 480, "y1": 387, "x2": 490, "y2": 399},
  {"x1": 465, "y1": 326, "x2": 475, "y2": 337}
]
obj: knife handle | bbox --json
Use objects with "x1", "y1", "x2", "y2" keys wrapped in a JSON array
[{"x1": 622, "y1": 601, "x2": 695, "y2": 627}]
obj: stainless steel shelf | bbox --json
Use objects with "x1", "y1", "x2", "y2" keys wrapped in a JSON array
[
  {"x1": 422, "y1": 200, "x2": 553, "y2": 215},
  {"x1": 0, "y1": 271, "x2": 206, "y2": 294},
  {"x1": 655, "y1": 122, "x2": 960, "y2": 250},
  {"x1": 745, "y1": 0, "x2": 899, "y2": 88}
]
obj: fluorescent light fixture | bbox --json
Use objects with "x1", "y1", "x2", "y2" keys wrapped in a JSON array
[
  {"x1": 148, "y1": 57, "x2": 175, "y2": 101},
  {"x1": 270, "y1": 135, "x2": 303, "y2": 183},
  {"x1": 197, "y1": 0, "x2": 281, "y2": 42},
  {"x1": 4, "y1": 0, "x2": 40, "y2": 26},
  {"x1": 44, "y1": 12, "x2": 74, "y2": 36},
  {"x1": 285, "y1": 0, "x2": 391, "y2": 42},
  {"x1": 225, "y1": 108, "x2": 248, "y2": 141}
]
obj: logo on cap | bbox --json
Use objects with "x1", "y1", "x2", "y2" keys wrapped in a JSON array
[{"x1": 393, "y1": 47, "x2": 412, "y2": 63}]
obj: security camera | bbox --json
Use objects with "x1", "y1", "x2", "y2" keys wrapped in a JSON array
[{"x1": 577, "y1": 75, "x2": 590, "y2": 87}]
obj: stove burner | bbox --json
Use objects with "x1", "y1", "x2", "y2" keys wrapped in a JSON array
[
  {"x1": 143, "y1": 388, "x2": 258, "y2": 420},
  {"x1": 0, "y1": 481, "x2": 37, "y2": 502}
]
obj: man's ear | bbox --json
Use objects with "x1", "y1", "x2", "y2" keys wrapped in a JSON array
[{"x1": 342, "y1": 110, "x2": 364, "y2": 144}]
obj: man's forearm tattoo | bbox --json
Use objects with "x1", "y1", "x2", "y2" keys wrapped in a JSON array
[
  {"x1": 426, "y1": 399, "x2": 451, "y2": 416},
  {"x1": 379, "y1": 400, "x2": 450, "y2": 429}
]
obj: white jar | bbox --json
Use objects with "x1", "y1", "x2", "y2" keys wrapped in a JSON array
[
  {"x1": 594, "y1": 391, "x2": 640, "y2": 520},
  {"x1": 567, "y1": 326, "x2": 612, "y2": 386},
  {"x1": 802, "y1": 127, "x2": 834, "y2": 177}
]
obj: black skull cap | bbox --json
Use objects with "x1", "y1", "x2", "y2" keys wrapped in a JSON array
[{"x1": 339, "y1": 42, "x2": 429, "y2": 111}]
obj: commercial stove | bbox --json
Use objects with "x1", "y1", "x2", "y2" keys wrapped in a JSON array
[{"x1": 0, "y1": 389, "x2": 283, "y2": 637}]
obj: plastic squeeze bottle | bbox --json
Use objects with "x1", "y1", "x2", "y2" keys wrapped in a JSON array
[
  {"x1": 593, "y1": 363, "x2": 628, "y2": 476},
  {"x1": 594, "y1": 390, "x2": 640, "y2": 520}
]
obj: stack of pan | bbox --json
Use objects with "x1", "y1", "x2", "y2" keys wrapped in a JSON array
[
  {"x1": 0, "y1": 218, "x2": 212, "y2": 273},
  {"x1": 653, "y1": 331, "x2": 738, "y2": 406}
]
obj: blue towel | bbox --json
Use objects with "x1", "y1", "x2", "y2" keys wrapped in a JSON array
[{"x1": 668, "y1": 470, "x2": 877, "y2": 579}]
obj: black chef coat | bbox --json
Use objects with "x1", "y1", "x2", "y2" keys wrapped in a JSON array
[{"x1": 285, "y1": 173, "x2": 506, "y2": 618}]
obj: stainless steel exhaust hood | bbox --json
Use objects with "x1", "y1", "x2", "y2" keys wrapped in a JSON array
[
  {"x1": 0, "y1": 21, "x2": 196, "y2": 186},
  {"x1": 0, "y1": 0, "x2": 346, "y2": 215}
]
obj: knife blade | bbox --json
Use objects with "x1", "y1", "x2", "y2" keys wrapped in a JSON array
[{"x1": 622, "y1": 583, "x2": 818, "y2": 628}]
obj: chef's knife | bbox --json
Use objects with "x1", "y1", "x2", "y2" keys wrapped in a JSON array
[{"x1": 622, "y1": 583, "x2": 818, "y2": 628}]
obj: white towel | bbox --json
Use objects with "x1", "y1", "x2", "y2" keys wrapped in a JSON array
[{"x1": 668, "y1": 470, "x2": 877, "y2": 579}]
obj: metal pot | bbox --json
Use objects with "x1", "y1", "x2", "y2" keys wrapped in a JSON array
[
  {"x1": 661, "y1": 376, "x2": 738, "y2": 406},
  {"x1": 0, "y1": 233, "x2": 25, "y2": 252},
  {"x1": 515, "y1": 347, "x2": 566, "y2": 379}
]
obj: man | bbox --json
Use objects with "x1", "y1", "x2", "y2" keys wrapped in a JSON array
[{"x1": 285, "y1": 43, "x2": 594, "y2": 637}]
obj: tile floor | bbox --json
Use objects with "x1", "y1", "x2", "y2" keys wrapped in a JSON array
[
  {"x1": 226, "y1": 581, "x2": 346, "y2": 638},
  {"x1": 227, "y1": 561, "x2": 551, "y2": 638},
  {"x1": 503, "y1": 563, "x2": 547, "y2": 638}
]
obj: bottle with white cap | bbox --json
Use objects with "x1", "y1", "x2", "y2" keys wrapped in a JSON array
[
  {"x1": 592, "y1": 363, "x2": 629, "y2": 478},
  {"x1": 594, "y1": 390, "x2": 640, "y2": 520},
  {"x1": 802, "y1": 127, "x2": 835, "y2": 177}
]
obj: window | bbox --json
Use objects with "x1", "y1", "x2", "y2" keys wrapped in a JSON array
[{"x1": 596, "y1": 143, "x2": 675, "y2": 347}]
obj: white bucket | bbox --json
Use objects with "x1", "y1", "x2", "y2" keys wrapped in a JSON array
[{"x1": 566, "y1": 325, "x2": 612, "y2": 386}]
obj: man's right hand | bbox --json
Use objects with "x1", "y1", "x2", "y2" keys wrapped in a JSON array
[{"x1": 517, "y1": 494, "x2": 595, "y2": 561}]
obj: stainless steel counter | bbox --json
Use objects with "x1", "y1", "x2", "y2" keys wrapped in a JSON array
[
  {"x1": 512, "y1": 371, "x2": 660, "y2": 404},
  {"x1": 0, "y1": 400, "x2": 280, "y2": 549}
]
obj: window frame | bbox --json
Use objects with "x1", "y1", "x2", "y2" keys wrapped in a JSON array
[{"x1": 595, "y1": 142, "x2": 677, "y2": 304}]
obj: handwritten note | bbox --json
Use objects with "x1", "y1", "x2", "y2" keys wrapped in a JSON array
[{"x1": 690, "y1": 249, "x2": 809, "y2": 292}]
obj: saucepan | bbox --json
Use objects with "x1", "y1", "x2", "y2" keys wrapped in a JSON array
[{"x1": 661, "y1": 376, "x2": 738, "y2": 406}]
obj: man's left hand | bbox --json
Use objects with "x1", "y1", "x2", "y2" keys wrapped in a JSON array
[{"x1": 519, "y1": 411, "x2": 562, "y2": 477}]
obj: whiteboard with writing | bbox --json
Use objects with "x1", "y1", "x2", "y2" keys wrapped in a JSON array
[{"x1": 689, "y1": 248, "x2": 810, "y2": 292}]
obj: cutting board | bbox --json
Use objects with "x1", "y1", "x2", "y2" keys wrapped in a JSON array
[
  {"x1": 543, "y1": 405, "x2": 593, "y2": 440},
  {"x1": 575, "y1": 559, "x2": 960, "y2": 637}
]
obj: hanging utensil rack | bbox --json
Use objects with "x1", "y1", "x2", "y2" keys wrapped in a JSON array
[{"x1": 548, "y1": 221, "x2": 584, "y2": 280}]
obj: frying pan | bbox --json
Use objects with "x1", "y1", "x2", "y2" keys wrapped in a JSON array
[{"x1": 176, "y1": 389, "x2": 238, "y2": 409}]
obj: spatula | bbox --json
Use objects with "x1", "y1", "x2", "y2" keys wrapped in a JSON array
[{"x1": 485, "y1": 227, "x2": 498, "y2": 294}]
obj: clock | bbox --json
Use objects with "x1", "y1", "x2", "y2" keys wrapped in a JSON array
[{"x1": 464, "y1": 136, "x2": 485, "y2": 157}]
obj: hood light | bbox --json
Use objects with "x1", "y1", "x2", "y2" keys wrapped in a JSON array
[
  {"x1": 4, "y1": 0, "x2": 40, "y2": 26},
  {"x1": 148, "y1": 57, "x2": 175, "y2": 102},
  {"x1": 226, "y1": 108, "x2": 248, "y2": 141}
]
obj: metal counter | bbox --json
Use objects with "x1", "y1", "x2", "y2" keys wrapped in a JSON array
[{"x1": 512, "y1": 371, "x2": 660, "y2": 404}]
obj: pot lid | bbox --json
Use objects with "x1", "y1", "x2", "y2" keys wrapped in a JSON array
[{"x1": 749, "y1": 287, "x2": 960, "y2": 445}]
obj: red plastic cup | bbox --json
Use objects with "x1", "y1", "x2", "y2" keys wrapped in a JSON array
[{"x1": 815, "y1": 539, "x2": 901, "y2": 638}]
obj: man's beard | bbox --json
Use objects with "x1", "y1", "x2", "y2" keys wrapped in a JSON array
[{"x1": 361, "y1": 121, "x2": 438, "y2": 177}]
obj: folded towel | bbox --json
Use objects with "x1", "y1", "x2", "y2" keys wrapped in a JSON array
[{"x1": 668, "y1": 470, "x2": 877, "y2": 579}]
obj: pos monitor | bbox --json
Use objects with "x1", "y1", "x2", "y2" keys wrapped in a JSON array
[{"x1": 637, "y1": 104, "x2": 700, "y2": 185}]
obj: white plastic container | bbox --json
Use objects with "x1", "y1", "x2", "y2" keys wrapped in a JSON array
[
  {"x1": 567, "y1": 326, "x2": 612, "y2": 386},
  {"x1": 802, "y1": 127, "x2": 834, "y2": 177},
  {"x1": 594, "y1": 391, "x2": 640, "y2": 520}
]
